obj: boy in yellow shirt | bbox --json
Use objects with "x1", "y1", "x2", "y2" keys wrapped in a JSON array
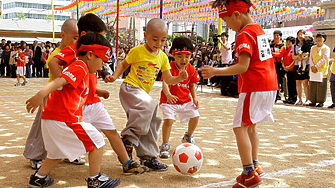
[{"x1": 105, "y1": 18, "x2": 187, "y2": 171}]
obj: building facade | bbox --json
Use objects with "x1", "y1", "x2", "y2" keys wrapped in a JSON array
[{"x1": 0, "y1": 0, "x2": 71, "y2": 21}]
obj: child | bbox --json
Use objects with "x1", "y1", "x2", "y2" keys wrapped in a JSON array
[
  {"x1": 26, "y1": 32, "x2": 120, "y2": 188},
  {"x1": 23, "y1": 18, "x2": 80, "y2": 169},
  {"x1": 272, "y1": 36, "x2": 297, "y2": 104},
  {"x1": 203, "y1": 1, "x2": 278, "y2": 187},
  {"x1": 158, "y1": 37, "x2": 200, "y2": 159},
  {"x1": 15, "y1": 46, "x2": 28, "y2": 86},
  {"x1": 52, "y1": 14, "x2": 148, "y2": 174},
  {"x1": 105, "y1": 18, "x2": 187, "y2": 171}
]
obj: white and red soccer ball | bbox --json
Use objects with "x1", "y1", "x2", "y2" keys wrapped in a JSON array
[{"x1": 172, "y1": 143, "x2": 204, "y2": 174}]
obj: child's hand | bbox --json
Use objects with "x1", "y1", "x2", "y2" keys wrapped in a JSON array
[
  {"x1": 97, "y1": 89, "x2": 110, "y2": 99},
  {"x1": 193, "y1": 99, "x2": 199, "y2": 109},
  {"x1": 26, "y1": 95, "x2": 43, "y2": 113},
  {"x1": 178, "y1": 70, "x2": 188, "y2": 82},
  {"x1": 201, "y1": 65, "x2": 215, "y2": 79},
  {"x1": 104, "y1": 75, "x2": 116, "y2": 83},
  {"x1": 167, "y1": 94, "x2": 179, "y2": 104}
]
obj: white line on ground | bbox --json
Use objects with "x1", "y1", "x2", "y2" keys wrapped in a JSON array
[{"x1": 194, "y1": 158, "x2": 335, "y2": 188}]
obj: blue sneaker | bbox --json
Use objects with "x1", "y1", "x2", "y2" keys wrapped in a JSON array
[
  {"x1": 87, "y1": 173, "x2": 120, "y2": 188},
  {"x1": 28, "y1": 172, "x2": 54, "y2": 188}
]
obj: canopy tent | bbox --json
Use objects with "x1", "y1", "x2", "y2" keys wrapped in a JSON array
[{"x1": 55, "y1": 0, "x2": 325, "y2": 24}]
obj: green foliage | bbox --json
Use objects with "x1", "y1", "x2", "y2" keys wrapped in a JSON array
[
  {"x1": 17, "y1": 12, "x2": 25, "y2": 20},
  {"x1": 197, "y1": 35, "x2": 205, "y2": 44},
  {"x1": 44, "y1": 14, "x2": 53, "y2": 21}
]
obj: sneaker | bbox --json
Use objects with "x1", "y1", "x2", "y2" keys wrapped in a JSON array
[
  {"x1": 63, "y1": 157, "x2": 86, "y2": 165},
  {"x1": 14, "y1": 82, "x2": 21, "y2": 86},
  {"x1": 30, "y1": 160, "x2": 43, "y2": 170},
  {"x1": 122, "y1": 138, "x2": 134, "y2": 160},
  {"x1": 22, "y1": 80, "x2": 28, "y2": 86},
  {"x1": 236, "y1": 163, "x2": 264, "y2": 182},
  {"x1": 159, "y1": 143, "x2": 170, "y2": 159},
  {"x1": 140, "y1": 158, "x2": 168, "y2": 171},
  {"x1": 233, "y1": 170, "x2": 262, "y2": 188},
  {"x1": 87, "y1": 173, "x2": 120, "y2": 188},
  {"x1": 181, "y1": 132, "x2": 195, "y2": 144},
  {"x1": 28, "y1": 173, "x2": 54, "y2": 188},
  {"x1": 123, "y1": 160, "x2": 149, "y2": 175}
]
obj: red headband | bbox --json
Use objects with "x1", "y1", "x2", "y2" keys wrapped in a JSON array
[
  {"x1": 78, "y1": 44, "x2": 111, "y2": 62},
  {"x1": 172, "y1": 49, "x2": 193, "y2": 55},
  {"x1": 218, "y1": 1, "x2": 255, "y2": 18}
]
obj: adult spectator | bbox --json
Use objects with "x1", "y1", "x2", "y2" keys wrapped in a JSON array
[
  {"x1": 270, "y1": 30, "x2": 285, "y2": 101},
  {"x1": 42, "y1": 45, "x2": 52, "y2": 77},
  {"x1": 219, "y1": 32, "x2": 232, "y2": 66},
  {"x1": 24, "y1": 45, "x2": 34, "y2": 78},
  {"x1": 292, "y1": 29, "x2": 309, "y2": 105},
  {"x1": 1, "y1": 44, "x2": 11, "y2": 77},
  {"x1": 328, "y1": 48, "x2": 335, "y2": 108},
  {"x1": 0, "y1": 39, "x2": 6, "y2": 48},
  {"x1": 32, "y1": 41, "x2": 42, "y2": 77},
  {"x1": 308, "y1": 32, "x2": 330, "y2": 107}
]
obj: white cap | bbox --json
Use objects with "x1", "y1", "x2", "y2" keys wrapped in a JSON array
[{"x1": 305, "y1": 31, "x2": 313, "y2": 38}]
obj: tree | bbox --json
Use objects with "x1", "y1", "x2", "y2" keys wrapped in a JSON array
[{"x1": 17, "y1": 12, "x2": 25, "y2": 20}]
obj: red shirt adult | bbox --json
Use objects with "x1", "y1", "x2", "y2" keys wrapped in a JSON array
[
  {"x1": 160, "y1": 61, "x2": 200, "y2": 104},
  {"x1": 55, "y1": 43, "x2": 100, "y2": 105},
  {"x1": 272, "y1": 46, "x2": 294, "y2": 71},
  {"x1": 41, "y1": 60, "x2": 89, "y2": 123},
  {"x1": 235, "y1": 23, "x2": 278, "y2": 93},
  {"x1": 16, "y1": 52, "x2": 26, "y2": 67}
]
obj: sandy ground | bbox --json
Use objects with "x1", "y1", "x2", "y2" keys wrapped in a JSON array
[{"x1": 0, "y1": 77, "x2": 334, "y2": 188}]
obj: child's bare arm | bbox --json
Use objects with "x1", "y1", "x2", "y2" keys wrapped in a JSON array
[
  {"x1": 162, "y1": 80, "x2": 178, "y2": 104},
  {"x1": 105, "y1": 60, "x2": 130, "y2": 83},
  {"x1": 96, "y1": 88, "x2": 110, "y2": 99},
  {"x1": 202, "y1": 51, "x2": 251, "y2": 79},
  {"x1": 26, "y1": 77, "x2": 68, "y2": 113},
  {"x1": 48, "y1": 57, "x2": 63, "y2": 81},
  {"x1": 162, "y1": 69, "x2": 188, "y2": 85},
  {"x1": 189, "y1": 83, "x2": 199, "y2": 109}
]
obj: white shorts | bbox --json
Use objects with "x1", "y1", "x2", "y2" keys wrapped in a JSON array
[
  {"x1": 160, "y1": 102, "x2": 200, "y2": 123},
  {"x1": 233, "y1": 91, "x2": 276, "y2": 128},
  {"x1": 41, "y1": 120, "x2": 105, "y2": 161},
  {"x1": 16, "y1": 66, "x2": 26, "y2": 76},
  {"x1": 83, "y1": 102, "x2": 116, "y2": 132}
]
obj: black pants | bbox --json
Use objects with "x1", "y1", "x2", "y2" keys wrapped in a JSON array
[
  {"x1": 286, "y1": 71, "x2": 297, "y2": 101},
  {"x1": 0, "y1": 62, "x2": 10, "y2": 77}
]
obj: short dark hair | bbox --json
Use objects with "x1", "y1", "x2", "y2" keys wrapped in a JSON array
[
  {"x1": 286, "y1": 36, "x2": 295, "y2": 43},
  {"x1": 170, "y1": 37, "x2": 194, "y2": 54},
  {"x1": 221, "y1": 32, "x2": 229, "y2": 38},
  {"x1": 77, "y1": 13, "x2": 107, "y2": 37},
  {"x1": 273, "y1": 30, "x2": 282, "y2": 37},
  {"x1": 212, "y1": 0, "x2": 252, "y2": 10},
  {"x1": 77, "y1": 32, "x2": 112, "y2": 56},
  {"x1": 316, "y1": 32, "x2": 327, "y2": 42},
  {"x1": 45, "y1": 45, "x2": 50, "y2": 49}
]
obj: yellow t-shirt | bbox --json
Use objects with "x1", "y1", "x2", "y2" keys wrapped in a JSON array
[
  {"x1": 124, "y1": 45, "x2": 170, "y2": 93},
  {"x1": 46, "y1": 48, "x2": 61, "y2": 82}
]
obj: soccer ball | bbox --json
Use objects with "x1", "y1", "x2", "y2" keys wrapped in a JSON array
[{"x1": 172, "y1": 143, "x2": 203, "y2": 174}]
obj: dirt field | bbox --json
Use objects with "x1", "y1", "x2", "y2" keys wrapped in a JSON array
[{"x1": 0, "y1": 77, "x2": 334, "y2": 188}]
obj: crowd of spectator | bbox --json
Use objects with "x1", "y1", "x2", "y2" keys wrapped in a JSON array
[{"x1": 0, "y1": 38, "x2": 60, "y2": 82}]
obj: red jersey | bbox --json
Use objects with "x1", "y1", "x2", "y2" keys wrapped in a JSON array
[
  {"x1": 17, "y1": 52, "x2": 26, "y2": 67},
  {"x1": 54, "y1": 43, "x2": 77, "y2": 68},
  {"x1": 41, "y1": 60, "x2": 89, "y2": 123},
  {"x1": 54, "y1": 43, "x2": 101, "y2": 105},
  {"x1": 235, "y1": 23, "x2": 278, "y2": 93},
  {"x1": 85, "y1": 74, "x2": 101, "y2": 105},
  {"x1": 160, "y1": 62, "x2": 200, "y2": 104},
  {"x1": 272, "y1": 46, "x2": 294, "y2": 71}
]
